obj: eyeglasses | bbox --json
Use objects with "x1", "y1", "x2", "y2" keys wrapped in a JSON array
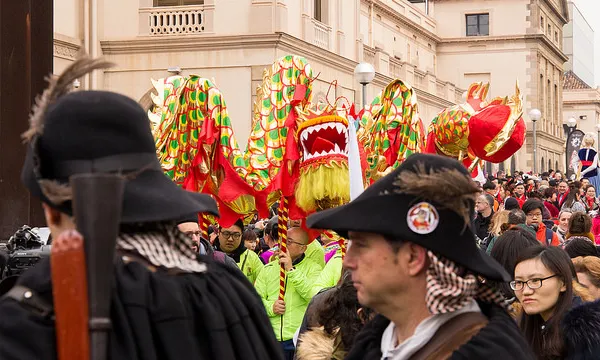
[
  {"x1": 287, "y1": 238, "x2": 306, "y2": 247},
  {"x1": 510, "y1": 274, "x2": 558, "y2": 291},
  {"x1": 220, "y1": 231, "x2": 242, "y2": 240},
  {"x1": 526, "y1": 212, "x2": 542, "y2": 218}
]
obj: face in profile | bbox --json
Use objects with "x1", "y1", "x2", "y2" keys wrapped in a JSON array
[
  {"x1": 577, "y1": 271, "x2": 600, "y2": 300},
  {"x1": 559, "y1": 212, "x2": 572, "y2": 232},
  {"x1": 513, "y1": 258, "x2": 566, "y2": 320}
]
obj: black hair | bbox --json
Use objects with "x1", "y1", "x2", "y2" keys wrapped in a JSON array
[
  {"x1": 242, "y1": 228, "x2": 257, "y2": 241},
  {"x1": 543, "y1": 187, "x2": 556, "y2": 200},
  {"x1": 516, "y1": 246, "x2": 575, "y2": 359},
  {"x1": 522, "y1": 199, "x2": 544, "y2": 215},
  {"x1": 316, "y1": 270, "x2": 374, "y2": 350},
  {"x1": 565, "y1": 238, "x2": 599, "y2": 258},
  {"x1": 483, "y1": 181, "x2": 496, "y2": 191},
  {"x1": 567, "y1": 212, "x2": 592, "y2": 236},
  {"x1": 490, "y1": 228, "x2": 538, "y2": 298},
  {"x1": 231, "y1": 218, "x2": 244, "y2": 232},
  {"x1": 504, "y1": 197, "x2": 520, "y2": 211}
]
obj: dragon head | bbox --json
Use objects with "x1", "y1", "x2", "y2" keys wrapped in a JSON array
[{"x1": 294, "y1": 105, "x2": 350, "y2": 213}]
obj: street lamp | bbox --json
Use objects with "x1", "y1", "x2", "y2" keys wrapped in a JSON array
[
  {"x1": 567, "y1": 117, "x2": 577, "y2": 134},
  {"x1": 354, "y1": 62, "x2": 375, "y2": 109},
  {"x1": 529, "y1": 108, "x2": 541, "y2": 174},
  {"x1": 596, "y1": 123, "x2": 600, "y2": 147}
]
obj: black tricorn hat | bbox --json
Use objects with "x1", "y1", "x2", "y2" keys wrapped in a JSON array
[
  {"x1": 21, "y1": 58, "x2": 218, "y2": 223},
  {"x1": 307, "y1": 153, "x2": 510, "y2": 282}
]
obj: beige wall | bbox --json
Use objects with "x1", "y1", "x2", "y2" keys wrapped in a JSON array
[
  {"x1": 435, "y1": 0, "x2": 528, "y2": 38},
  {"x1": 563, "y1": 88, "x2": 600, "y2": 147}
]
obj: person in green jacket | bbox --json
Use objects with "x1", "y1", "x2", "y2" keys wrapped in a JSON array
[
  {"x1": 308, "y1": 251, "x2": 343, "y2": 298},
  {"x1": 254, "y1": 227, "x2": 321, "y2": 359},
  {"x1": 214, "y1": 219, "x2": 264, "y2": 284},
  {"x1": 304, "y1": 238, "x2": 325, "y2": 269}
]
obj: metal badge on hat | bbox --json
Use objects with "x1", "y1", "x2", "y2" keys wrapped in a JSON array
[{"x1": 407, "y1": 202, "x2": 439, "y2": 234}]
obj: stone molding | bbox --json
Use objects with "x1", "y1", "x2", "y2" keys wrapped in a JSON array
[{"x1": 54, "y1": 36, "x2": 81, "y2": 60}]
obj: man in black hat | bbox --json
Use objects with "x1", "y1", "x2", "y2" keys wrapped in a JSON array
[
  {"x1": 307, "y1": 153, "x2": 534, "y2": 359},
  {"x1": 0, "y1": 57, "x2": 283, "y2": 359}
]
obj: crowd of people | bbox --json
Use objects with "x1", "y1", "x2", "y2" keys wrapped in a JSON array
[{"x1": 3, "y1": 57, "x2": 600, "y2": 360}]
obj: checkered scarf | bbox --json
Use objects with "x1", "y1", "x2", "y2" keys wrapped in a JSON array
[
  {"x1": 116, "y1": 223, "x2": 207, "y2": 273},
  {"x1": 425, "y1": 251, "x2": 509, "y2": 314}
]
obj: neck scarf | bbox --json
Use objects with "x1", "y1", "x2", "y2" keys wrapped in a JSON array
[{"x1": 425, "y1": 251, "x2": 508, "y2": 314}]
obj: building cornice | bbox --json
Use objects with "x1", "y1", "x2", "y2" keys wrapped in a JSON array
[
  {"x1": 524, "y1": 34, "x2": 569, "y2": 62},
  {"x1": 438, "y1": 34, "x2": 568, "y2": 62},
  {"x1": 101, "y1": 32, "x2": 360, "y2": 73},
  {"x1": 540, "y1": 0, "x2": 569, "y2": 25},
  {"x1": 363, "y1": 0, "x2": 441, "y2": 43},
  {"x1": 526, "y1": 130, "x2": 566, "y2": 146}
]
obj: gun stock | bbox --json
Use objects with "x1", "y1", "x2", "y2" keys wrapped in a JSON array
[{"x1": 70, "y1": 173, "x2": 125, "y2": 360}]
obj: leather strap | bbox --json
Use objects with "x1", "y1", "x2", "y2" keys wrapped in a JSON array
[
  {"x1": 4, "y1": 285, "x2": 53, "y2": 318},
  {"x1": 410, "y1": 311, "x2": 489, "y2": 360}
]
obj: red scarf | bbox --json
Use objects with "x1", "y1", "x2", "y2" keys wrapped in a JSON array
[{"x1": 587, "y1": 196, "x2": 596, "y2": 210}]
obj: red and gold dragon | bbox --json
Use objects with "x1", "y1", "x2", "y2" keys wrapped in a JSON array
[{"x1": 147, "y1": 55, "x2": 525, "y2": 227}]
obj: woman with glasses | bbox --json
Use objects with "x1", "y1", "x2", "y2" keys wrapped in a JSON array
[
  {"x1": 513, "y1": 246, "x2": 581, "y2": 359},
  {"x1": 214, "y1": 219, "x2": 264, "y2": 284}
]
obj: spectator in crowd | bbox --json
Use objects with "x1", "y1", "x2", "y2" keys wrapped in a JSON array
[
  {"x1": 214, "y1": 219, "x2": 264, "y2": 284},
  {"x1": 489, "y1": 228, "x2": 539, "y2": 307},
  {"x1": 582, "y1": 185, "x2": 600, "y2": 213},
  {"x1": 565, "y1": 238, "x2": 599, "y2": 258},
  {"x1": 556, "y1": 180, "x2": 570, "y2": 209},
  {"x1": 513, "y1": 246, "x2": 577, "y2": 359},
  {"x1": 296, "y1": 271, "x2": 374, "y2": 360},
  {"x1": 553, "y1": 210, "x2": 573, "y2": 243},
  {"x1": 543, "y1": 188, "x2": 560, "y2": 219},
  {"x1": 243, "y1": 228, "x2": 259, "y2": 253},
  {"x1": 177, "y1": 215, "x2": 238, "y2": 269},
  {"x1": 260, "y1": 216, "x2": 279, "y2": 264},
  {"x1": 487, "y1": 209, "x2": 530, "y2": 254},
  {"x1": 255, "y1": 227, "x2": 321, "y2": 359},
  {"x1": 561, "y1": 183, "x2": 585, "y2": 213},
  {"x1": 504, "y1": 197, "x2": 520, "y2": 211},
  {"x1": 522, "y1": 199, "x2": 560, "y2": 246},
  {"x1": 514, "y1": 182, "x2": 527, "y2": 208},
  {"x1": 563, "y1": 212, "x2": 595, "y2": 247},
  {"x1": 572, "y1": 256, "x2": 600, "y2": 300},
  {"x1": 308, "y1": 154, "x2": 534, "y2": 360},
  {"x1": 480, "y1": 210, "x2": 509, "y2": 251},
  {"x1": 473, "y1": 193, "x2": 495, "y2": 242},
  {"x1": 483, "y1": 181, "x2": 500, "y2": 211}
]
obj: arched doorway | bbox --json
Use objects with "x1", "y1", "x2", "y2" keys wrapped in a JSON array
[{"x1": 541, "y1": 156, "x2": 544, "y2": 173}]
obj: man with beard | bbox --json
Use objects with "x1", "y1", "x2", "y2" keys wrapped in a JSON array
[{"x1": 307, "y1": 154, "x2": 534, "y2": 360}]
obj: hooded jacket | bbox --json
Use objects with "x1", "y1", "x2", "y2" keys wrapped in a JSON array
[
  {"x1": 255, "y1": 254, "x2": 321, "y2": 342},
  {"x1": 562, "y1": 299, "x2": 600, "y2": 359},
  {"x1": 345, "y1": 301, "x2": 535, "y2": 360}
]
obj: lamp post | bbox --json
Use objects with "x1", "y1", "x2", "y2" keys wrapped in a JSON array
[
  {"x1": 595, "y1": 123, "x2": 600, "y2": 147},
  {"x1": 529, "y1": 109, "x2": 541, "y2": 174},
  {"x1": 354, "y1": 62, "x2": 375, "y2": 109}
]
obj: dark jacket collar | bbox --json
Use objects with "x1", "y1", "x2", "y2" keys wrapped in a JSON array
[{"x1": 345, "y1": 301, "x2": 535, "y2": 360}]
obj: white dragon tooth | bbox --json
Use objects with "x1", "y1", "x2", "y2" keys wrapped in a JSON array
[
  {"x1": 301, "y1": 131, "x2": 309, "y2": 141},
  {"x1": 334, "y1": 144, "x2": 341, "y2": 153}
]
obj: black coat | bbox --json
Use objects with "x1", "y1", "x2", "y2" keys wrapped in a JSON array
[
  {"x1": 562, "y1": 299, "x2": 600, "y2": 359},
  {"x1": 472, "y1": 212, "x2": 493, "y2": 241},
  {"x1": 0, "y1": 255, "x2": 284, "y2": 360},
  {"x1": 345, "y1": 301, "x2": 535, "y2": 360}
]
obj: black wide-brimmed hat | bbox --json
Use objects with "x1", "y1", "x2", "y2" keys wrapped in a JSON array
[
  {"x1": 307, "y1": 153, "x2": 510, "y2": 282},
  {"x1": 22, "y1": 68, "x2": 218, "y2": 223}
]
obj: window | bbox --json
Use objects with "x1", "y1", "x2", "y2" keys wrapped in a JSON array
[
  {"x1": 547, "y1": 24, "x2": 551, "y2": 35},
  {"x1": 547, "y1": 79, "x2": 552, "y2": 132},
  {"x1": 540, "y1": 16, "x2": 544, "y2": 29},
  {"x1": 554, "y1": 31, "x2": 558, "y2": 42},
  {"x1": 466, "y1": 14, "x2": 489, "y2": 36},
  {"x1": 314, "y1": 0, "x2": 322, "y2": 22},
  {"x1": 154, "y1": 0, "x2": 204, "y2": 5}
]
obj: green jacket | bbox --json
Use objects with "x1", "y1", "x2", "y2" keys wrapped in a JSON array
[
  {"x1": 237, "y1": 248, "x2": 264, "y2": 284},
  {"x1": 304, "y1": 240, "x2": 325, "y2": 269},
  {"x1": 255, "y1": 255, "x2": 321, "y2": 341},
  {"x1": 309, "y1": 253, "x2": 343, "y2": 298}
]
